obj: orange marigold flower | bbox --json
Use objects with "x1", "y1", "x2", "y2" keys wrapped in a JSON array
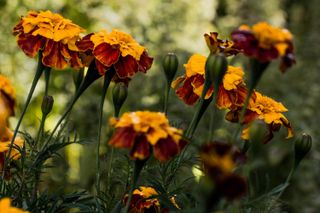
[
  {"x1": 226, "y1": 91, "x2": 293, "y2": 143},
  {"x1": 124, "y1": 186, "x2": 160, "y2": 213},
  {"x1": 76, "y1": 29, "x2": 153, "y2": 83},
  {"x1": 231, "y1": 22, "x2": 296, "y2": 72},
  {"x1": 0, "y1": 75, "x2": 16, "y2": 118},
  {"x1": 200, "y1": 142, "x2": 247, "y2": 200},
  {"x1": 172, "y1": 54, "x2": 247, "y2": 108},
  {"x1": 0, "y1": 198, "x2": 29, "y2": 213},
  {"x1": 13, "y1": 10, "x2": 85, "y2": 69},
  {"x1": 204, "y1": 32, "x2": 239, "y2": 56},
  {"x1": 109, "y1": 111, "x2": 187, "y2": 162}
]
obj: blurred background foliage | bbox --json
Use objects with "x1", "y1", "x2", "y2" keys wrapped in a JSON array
[{"x1": 0, "y1": 0, "x2": 319, "y2": 212}]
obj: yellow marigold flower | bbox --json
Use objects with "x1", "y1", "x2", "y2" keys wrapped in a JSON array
[
  {"x1": 232, "y1": 22, "x2": 296, "y2": 72},
  {"x1": 13, "y1": 10, "x2": 85, "y2": 69},
  {"x1": 0, "y1": 75, "x2": 15, "y2": 118},
  {"x1": 200, "y1": 142, "x2": 247, "y2": 200},
  {"x1": 109, "y1": 111, "x2": 186, "y2": 162},
  {"x1": 172, "y1": 54, "x2": 247, "y2": 109},
  {"x1": 226, "y1": 91, "x2": 293, "y2": 143},
  {"x1": 0, "y1": 198, "x2": 29, "y2": 213},
  {"x1": 76, "y1": 29, "x2": 153, "y2": 83},
  {"x1": 204, "y1": 32, "x2": 239, "y2": 56}
]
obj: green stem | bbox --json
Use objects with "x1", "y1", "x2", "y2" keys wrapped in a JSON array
[
  {"x1": 1, "y1": 53, "x2": 45, "y2": 186},
  {"x1": 96, "y1": 69, "x2": 115, "y2": 197},
  {"x1": 44, "y1": 68, "x2": 51, "y2": 96},
  {"x1": 122, "y1": 159, "x2": 147, "y2": 213},
  {"x1": 163, "y1": 82, "x2": 170, "y2": 115}
]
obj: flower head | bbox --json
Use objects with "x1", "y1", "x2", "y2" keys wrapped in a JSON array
[
  {"x1": 200, "y1": 142, "x2": 247, "y2": 200},
  {"x1": 109, "y1": 111, "x2": 186, "y2": 162},
  {"x1": 0, "y1": 198, "x2": 29, "y2": 213},
  {"x1": 231, "y1": 22, "x2": 296, "y2": 72},
  {"x1": 77, "y1": 29, "x2": 153, "y2": 83},
  {"x1": 204, "y1": 32, "x2": 239, "y2": 56},
  {"x1": 13, "y1": 10, "x2": 85, "y2": 69},
  {"x1": 172, "y1": 54, "x2": 247, "y2": 108},
  {"x1": 0, "y1": 75, "x2": 16, "y2": 118},
  {"x1": 226, "y1": 91, "x2": 293, "y2": 142}
]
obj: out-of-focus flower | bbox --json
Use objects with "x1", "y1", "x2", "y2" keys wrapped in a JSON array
[
  {"x1": 172, "y1": 54, "x2": 247, "y2": 108},
  {"x1": 0, "y1": 128, "x2": 24, "y2": 173},
  {"x1": 124, "y1": 186, "x2": 160, "y2": 213},
  {"x1": 231, "y1": 22, "x2": 295, "y2": 72},
  {"x1": 0, "y1": 75, "x2": 16, "y2": 119},
  {"x1": 77, "y1": 29, "x2": 153, "y2": 83},
  {"x1": 0, "y1": 198, "x2": 29, "y2": 213},
  {"x1": 109, "y1": 111, "x2": 187, "y2": 162},
  {"x1": 226, "y1": 91, "x2": 293, "y2": 142},
  {"x1": 13, "y1": 10, "x2": 84, "y2": 69},
  {"x1": 204, "y1": 32, "x2": 239, "y2": 56},
  {"x1": 200, "y1": 142, "x2": 247, "y2": 200}
]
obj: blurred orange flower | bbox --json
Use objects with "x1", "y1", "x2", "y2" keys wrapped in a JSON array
[
  {"x1": 226, "y1": 91, "x2": 293, "y2": 142},
  {"x1": 77, "y1": 29, "x2": 153, "y2": 83},
  {"x1": 109, "y1": 111, "x2": 186, "y2": 162},
  {"x1": 172, "y1": 54, "x2": 247, "y2": 108},
  {"x1": 0, "y1": 75, "x2": 16, "y2": 119},
  {"x1": 0, "y1": 198, "x2": 29, "y2": 213},
  {"x1": 204, "y1": 32, "x2": 239, "y2": 56},
  {"x1": 231, "y1": 22, "x2": 296, "y2": 72},
  {"x1": 13, "y1": 10, "x2": 84, "y2": 69}
]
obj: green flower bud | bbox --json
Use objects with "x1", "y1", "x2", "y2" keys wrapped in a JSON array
[
  {"x1": 112, "y1": 83, "x2": 128, "y2": 117},
  {"x1": 162, "y1": 53, "x2": 179, "y2": 83},
  {"x1": 41, "y1": 95, "x2": 54, "y2": 116},
  {"x1": 205, "y1": 53, "x2": 228, "y2": 89},
  {"x1": 294, "y1": 133, "x2": 312, "y2": 168}
]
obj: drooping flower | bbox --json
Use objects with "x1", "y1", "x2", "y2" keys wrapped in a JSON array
[
  {"x1": 124, "y1": 186, "x2": 160, "y2": 213},
  {"x1": 13, "y1": 10, "x2": 85, "y2": 69},
  {"x1": 0, "y1": 198, "x2": 29, "y2": 213},
  {"x1": 204, "y1": 32, "x2": 239, "y2": 56},
  {"x1": 172, "y1": 54, "x2": 247, "y2": 108},
  {"x1": 109, "y1": 111, "x2": 187, "y2": 162},
  {"x1": 226, "y1": 91, "x2": 293, "y2": 142},
  {"x1": 200, "y1": 141, "x2": 247, "y2": 200},
  {"x1": 231, "y1": 22, "x2": 296, "y2": 72},
  {"x1": 77, "y1": 29, "x2": 153, "y2": 83}
]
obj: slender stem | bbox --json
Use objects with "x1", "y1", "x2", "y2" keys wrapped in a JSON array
[
  {"x1": 1, "y1": 54, "x2": 45, "y2": 186},
  {"x1": 96, "y1": 69, "x2": 115, "y2": 197},
  {"x1": 163, "y1": 82, "x2": 170, "y2": 115},
  {"x1": 44, "y1": 68, "x2": 51, "y2": 96}
]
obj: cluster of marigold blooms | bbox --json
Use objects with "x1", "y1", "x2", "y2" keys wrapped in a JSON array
[{"x1": 5, "y1": 9, "x2": 296, "y2": 212}]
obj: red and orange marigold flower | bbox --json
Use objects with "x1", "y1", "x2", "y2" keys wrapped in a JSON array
[
  {"x1": 0, "y1": 198, "x2": 29, "y2": 213},
  {"x1": 200, "y1": 141, "x2": 247, "y2": 200},
  {"x1": 231, "y1": 22, "x2": 296, "y2": 72},
  {"x1": 13, "y1": 10, "x2": 85, "y2": 69},
  {"x1": 172, "y1": 54, "x2": 247, "y2": 109},
  {"x1": 204, "y1": 32, "x2": 239, "y2": 56},
  {"x1": 226, "y1": 91, "x2": 293, "y2": 142},
  {"x1": 109, "y1": 111, "x2": 187, "y2": 162},
  {"x1": 77, "y1": 29, "x2": 153, "y2": 83}
]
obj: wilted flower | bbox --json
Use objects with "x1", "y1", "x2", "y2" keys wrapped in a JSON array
[
  {"x1": 172, "y1": 54, "x2": 247, "y2": 108},
  {"x1": 231, "y1": 22, "x2": 296, "y2": 72},
  {"x1": 0, "y1": 198, "x2": 29, "y2": 213},
  {"x1": 124, "y1": 186, "x2": 160, "y2": 213},
  {"x1": 200, "y1": 142, "x2": 247, "y2": 200},
  {"x1": 13, "y1": 10, "x2": 85, "y2": 69},
  {"x1": 226, "y1": 91, "x2": 293, "y2": 142},
  {"x1": 109, "y1": 111, "x2": 187, "y2": 162},
  {"x1": 204, "y1": 32, "x2": 239, "y2": 56},
  {"x1": 77, "y1": 29, "x2": 153, "y2": 83}
]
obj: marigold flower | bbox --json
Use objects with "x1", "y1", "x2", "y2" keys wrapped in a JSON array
[
  {"x1": 77, "y1": 29, "x2": 153, "y2": 83},
  {"x1": 200, "y1": 142, "x2": 247, "y2": 200},
  {"x1": 0, "y1": 198, "x2": 29, "y2": 213},
  {"x1": 204, "y1": 32, "x2": 239, "y2": 56},
  {"x1": 0, "y1": 75, "x2": 16, "y2": 118},
  {"x1": 109, "y1": 111, "x2": 187, "y2": 162},
  {"x1": 226, "y1": 91, "x2": 293, "y2": 142},
  {"x1": 172, "y1": 54, "x2": 247, "y2": 108},
  {"x1": 231, "y1": 22, "x2": 296, "y2": 72},
  {"x1": 13, "y1": 10, "x2": 85, "y2": 69}
]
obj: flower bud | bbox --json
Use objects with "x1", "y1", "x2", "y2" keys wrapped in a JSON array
[
  {"x1": 41, "y1": 95, "x2": 54, "y2": 116},
  {"x1": 294, "y1": 133, "x2": 312, "y2": 168},
  {"x1": 205, "y1": 53, "x2": 228, "y2": 88},
  {"x1": 162, "y1": 53, "x2": 179, "y2": 83},
  {"x1": 112, "y1": 83, "x2": 128, "y2": 117}
]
